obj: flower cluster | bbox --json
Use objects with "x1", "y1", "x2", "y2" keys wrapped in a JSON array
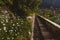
[
  {"x1": 0, "y1": 15, "x2": 31, "y2": 40},
  {"x1": 0, "y1": 7, "x2": 31, "y2": 40}
]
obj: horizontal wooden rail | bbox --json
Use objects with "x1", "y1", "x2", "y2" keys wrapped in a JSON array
[
  {"x1": 36, "y1": 14, "x2": 60, "y2": 28},
  {"x1": 36, "y1": 14, "x2": 60, "y2": 39}
]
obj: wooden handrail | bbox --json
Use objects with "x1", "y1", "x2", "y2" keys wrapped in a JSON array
[
  {"x1": 36, "y1": 14, "x2": 60, "y2": 29},
  {"x1": 32, "y1": 14, "x2": 60, "y2": 40},
  {"x1": 36, "y1": 14, "x2": 60, "y2": 39}
]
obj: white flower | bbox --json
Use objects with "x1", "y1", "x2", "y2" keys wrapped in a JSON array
[
  {"x1": 21, "y1": 21, "x2": 24, "y2": 24},
  {"x1": 1, "y1": 21, "x2": 3, "y2": 23},
  {"x1": 2, "y1": 37, "x2": 4, "y2": 39},
  {"x1": 15, "y1": 30, "x2": 16, "y2": 32},
  {"x1": 0, "y1": 29, "x2": 1, "y2": 30},
  {"x1": 29, "y1": 31, "x2": 31, "y2": 35},
  {"x1": 5, "y1": 30, "x2": 7, "y2": 32},
  {"x1": 2, "y1": 15, "x2": 4, "y2": 17},
  {"x1": 13, "y1": 24, "x2": 15, "y2": 26},
  {"x1": 12, "y1": 27, "x2": 14, "y2": 29},
  {"x1": 3, "y1": 27, "x2": 6, "y2": 30},
  {"x1": 6, "y1": 16, "x2": 8, "y2": 18},
  {"x1": 9, "y1": 30, "x2": 13, "y2": 32},
  {"x1": 1, "y1": 10, "x2": 8, "y2": 13},
  {"x1": 21, "y1": 23, "x2": 23, "y2": 24},
  {"x1": 15, "y1": 34, "x2": 17, "y2": 36},
  {"x1": 27, "y1": 16, "x2": 32, "y2": 19},
  {"x1": 12, "y1": 37, "x2": 14, "y2": 39},
  {"x1": 3, "y1": 23, "x2": 5, "y2": 26},
  {"x1": 17, "y1": 23, "x2": 19, "y2": 24},
  {"x1": 7, "y1": 37, "x2": 10, "y2": 39},
  {"x1": 6, "y1": 19, "x2": 8, "y2": 22}
]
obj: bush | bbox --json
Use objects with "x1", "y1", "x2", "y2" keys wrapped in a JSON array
[{"x1": 0, "y1": 8, "x2": 31, "y2": 40}]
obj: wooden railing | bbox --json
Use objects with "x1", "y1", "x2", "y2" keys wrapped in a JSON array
[{"x1": 36, "y1": 14, "x2": 60, "y2": 39}]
